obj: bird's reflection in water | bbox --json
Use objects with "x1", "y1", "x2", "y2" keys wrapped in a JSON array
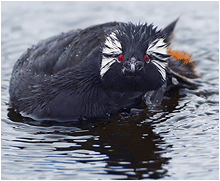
[
  {"x1": 7, "y1": 88, "x2": 186, "y2": 179},
  {"x1": 85, "y1": 113, "x2": 171, "y2": 179}
]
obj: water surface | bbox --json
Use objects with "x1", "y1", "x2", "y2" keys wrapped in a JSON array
[{"x1": 1, "y1": 1, "x2": 219, "y2": 179}]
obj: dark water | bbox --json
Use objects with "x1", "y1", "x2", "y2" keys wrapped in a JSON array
[{"x1": 1, "y1": 1, "x2": 219, "y2": 180}]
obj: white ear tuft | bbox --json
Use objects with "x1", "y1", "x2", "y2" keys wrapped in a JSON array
[
  {"x1": 102, "y1": 32, "x2": 122, "y2": 55},
  {"x1": 147, "y1": 38, "x2": 167, "y2": 55},
  {"x1": 101, "y1": 32, "x2": 122, "y2": 78},
  {"x1": 147, "y1": 38, "x2": 168, "y2": 81},
  {"x1": 100, "y1": 57, "x2": 116, "y2": 77}
]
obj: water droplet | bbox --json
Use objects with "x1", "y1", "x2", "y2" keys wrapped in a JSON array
[{"x1": 92, "y1": 144, "x2": 100, "y2": 148}]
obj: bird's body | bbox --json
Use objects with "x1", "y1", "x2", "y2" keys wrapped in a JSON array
[{"x1": 9, "y1": 20, "x2": 197, "y2": 121}]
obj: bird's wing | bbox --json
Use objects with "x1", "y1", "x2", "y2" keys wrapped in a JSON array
[
  {"x1": 18, "y1": 22, "x2": 121, "y2": 76},
  {"x1": 53, "y1": 22, "x2": 121, "y2": 73}
]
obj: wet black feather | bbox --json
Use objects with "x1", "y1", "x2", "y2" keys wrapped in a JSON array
[{"x1": 9, "y1": 20, "x2": 180, "y2": 121}]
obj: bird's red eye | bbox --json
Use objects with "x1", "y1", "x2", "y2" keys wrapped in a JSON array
[
  {"x1": 118, "y1": 54, "x2": 124, "y2": 62},
  {"x1": 144, "y1": 54, "x2": 150, "y2": 63}
]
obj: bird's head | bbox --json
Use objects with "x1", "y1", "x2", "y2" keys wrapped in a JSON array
[{"x1": 100, "y1": 22, "x2": 175, "y2": 92}]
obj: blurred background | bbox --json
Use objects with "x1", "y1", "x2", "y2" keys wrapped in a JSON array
[{"x1": 1, "y1": 1, "x2": 219, "y2": 180}]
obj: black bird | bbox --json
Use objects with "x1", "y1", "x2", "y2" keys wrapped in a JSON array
[{"x1": 9, "y1": 19, "x2": 197, "y2": 121}]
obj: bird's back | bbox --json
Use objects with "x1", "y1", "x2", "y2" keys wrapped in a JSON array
[{"x1": 13, "y1": 22, "x2": 120, "y2": 77}]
